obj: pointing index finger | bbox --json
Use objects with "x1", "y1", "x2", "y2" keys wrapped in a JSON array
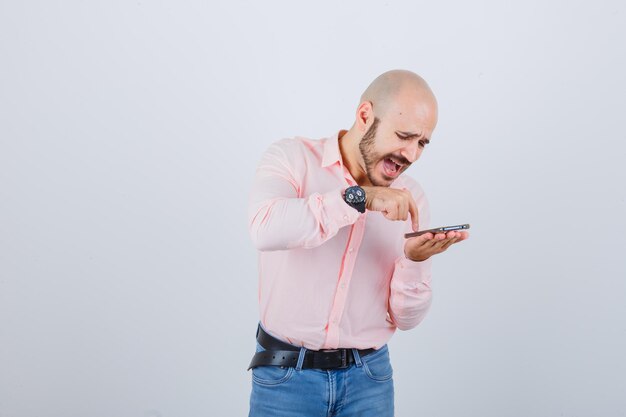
[{"x1": 407, "y1": 192, "x2": 419, "y2": 232}]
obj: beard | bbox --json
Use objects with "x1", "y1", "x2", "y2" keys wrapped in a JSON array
[
  {"x1": 359, "y1": 117, "x2": 408, "y2": 186},
  {"x1": 359, "y1": 117, "x2": 384, "y2": 186}
]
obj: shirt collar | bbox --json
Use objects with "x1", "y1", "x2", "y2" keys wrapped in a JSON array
[{"x1": 321, "y1": 130, "x2": 347, "y2": 168}]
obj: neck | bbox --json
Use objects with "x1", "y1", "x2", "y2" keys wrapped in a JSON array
[{"x1": 338, "y1": 127, "x2": 372, "y2": 186}]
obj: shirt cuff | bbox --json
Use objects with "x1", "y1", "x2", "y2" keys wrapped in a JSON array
[
  {"x1": 323, "y1": 187, "x2": 362, "y2": 229},
  {"x1": 393, "y1": 256, "x2": 432, "y2": 286}
]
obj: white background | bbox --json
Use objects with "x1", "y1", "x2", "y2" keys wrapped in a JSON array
[{"x1": 1, "y1": 1, "x2": 625, "y2": 416}]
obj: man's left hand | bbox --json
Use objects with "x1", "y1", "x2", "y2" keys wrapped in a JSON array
[{"x1": 404, "y1": 231, "x2": 470, "y2": 262}]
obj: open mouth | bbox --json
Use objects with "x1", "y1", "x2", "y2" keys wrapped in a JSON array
[{"x1": 382, "y1": 157, "x2": 403, "y2": 177}]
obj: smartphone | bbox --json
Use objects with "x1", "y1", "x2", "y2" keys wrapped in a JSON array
[{"x1": 404, "y1": 224, "x2": 470, "y2": 239}]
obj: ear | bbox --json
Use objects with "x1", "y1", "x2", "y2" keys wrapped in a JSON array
[{"x1": 355, "y1": 101, "x2": 373, "y2": 132}]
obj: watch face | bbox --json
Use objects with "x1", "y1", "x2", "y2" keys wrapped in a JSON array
[{"x1": 346, "y1": 186, "x2": 365, "y2": 204}]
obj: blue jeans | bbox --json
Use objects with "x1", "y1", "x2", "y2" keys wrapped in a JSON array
[{"x1": 248, "y1": 341, "x2": 394, "y2": 416}]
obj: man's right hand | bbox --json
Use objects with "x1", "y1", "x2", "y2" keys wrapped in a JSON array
[{"x1": 361, "y1": 186, "x2": 419, "y2": 232}]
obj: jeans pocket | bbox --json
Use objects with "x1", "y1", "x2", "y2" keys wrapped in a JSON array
[
  {"x1": 252, "y1": 365, "x2": 295, "y2": 386},
  {"x1": 251, "y1": 342, "x2": 295, "y2": 386},
  {"x1": 362, "y1": 345, "x2": 393, "y2": 382}
]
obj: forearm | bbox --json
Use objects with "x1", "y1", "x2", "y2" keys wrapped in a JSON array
[
  {"x1": 249, "y1": 187, "x2": 360, "y2": 251},
  {"x1": 388, "y1": 257, "x2": 433, "y2": 331}
]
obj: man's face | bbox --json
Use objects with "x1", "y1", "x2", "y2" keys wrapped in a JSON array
[{"x1": 358, "y1": 98, "x2": 437, "y2": 187}]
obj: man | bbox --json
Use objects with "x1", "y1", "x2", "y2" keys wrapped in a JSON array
[{"x1": 246, "y1": 69, "x2": 469, "y2": 417}]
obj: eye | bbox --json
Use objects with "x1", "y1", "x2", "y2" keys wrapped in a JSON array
[{"x1": 418, "y1": 140, "x2": 425, "y2": 148}]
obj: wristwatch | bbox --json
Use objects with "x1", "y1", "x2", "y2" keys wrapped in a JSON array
[{"x1": 343, "y1": 185, "x2": 366, "y2": 213}]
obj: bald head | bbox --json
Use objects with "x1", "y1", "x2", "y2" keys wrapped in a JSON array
[
  {"x1": 360, "y1": 69, "x2": 437, "y2": 120},
  {"x1": 339, "y1": 70, "x2": 439, "y2": 186}
]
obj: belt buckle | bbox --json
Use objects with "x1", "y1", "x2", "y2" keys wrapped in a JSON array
[
  {"x1": 316, "y1": 349, "x2": 349, "y2": 370},
  {"x1": 339, "y1": 349, "x2": 348, "y2": 368},
  {"x1": 331, "y1": 349, "x2": 349, "y2": 369}
]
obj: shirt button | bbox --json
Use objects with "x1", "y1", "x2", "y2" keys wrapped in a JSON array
[
  {"x1": 343, "y1": 215, "x2": 349, "y2": 221},
  {"x1": 333, "y1": 318, "x2": 338, "y2": 324},
  {"x1": 348, "y1": 247, "x2": 354, "y2": 253},
  {"x1": 340, "y1": 283, "x2": 346, "y2": 289}
]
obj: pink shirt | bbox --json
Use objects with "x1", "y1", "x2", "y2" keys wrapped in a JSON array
[{"x1": 248, "y1": 131, "x2": 433, "y2": 350}]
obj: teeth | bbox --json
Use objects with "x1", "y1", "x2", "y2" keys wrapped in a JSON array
[{"x1": 389, "y1": 157, "x2": 402, "y2": 168}]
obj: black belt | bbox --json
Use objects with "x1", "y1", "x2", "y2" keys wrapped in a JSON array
[{"x1": 247, "y1": 324, "x2": 376, "y2": 371}]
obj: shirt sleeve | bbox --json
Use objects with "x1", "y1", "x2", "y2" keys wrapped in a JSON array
[
  {"x1": 248, "y1": 139, "x2": 361, "y2": 251},
  {"x1": 387, "y1": 178, "x2": 433, "y2": 331}
]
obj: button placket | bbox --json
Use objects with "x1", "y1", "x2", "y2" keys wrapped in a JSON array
[{"x1": 322, "y1": 216, "x2": 367, "y2": 348}]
